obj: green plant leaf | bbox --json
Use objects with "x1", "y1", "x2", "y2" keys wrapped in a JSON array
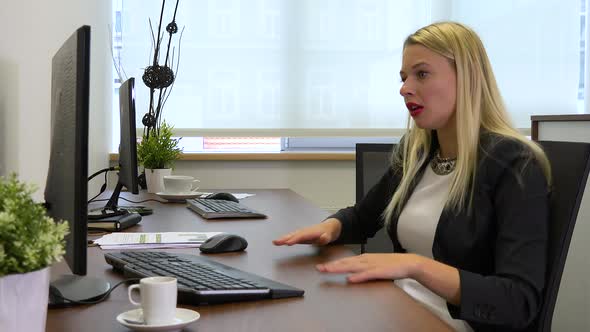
[
  {"x1": 137, "y1": 120, "x2": 183, "y2": 169},
  {"x1": 0, "y1": 174, "x2": 69, "y2": 276}
]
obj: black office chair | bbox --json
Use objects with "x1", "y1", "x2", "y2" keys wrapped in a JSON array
[
  {"x1": 356, "y1": 141, "x2": 590, "y2": 330},
  {"x1": 533, "y1": 141, "x2": 590, "y2": 332},
  {"x1": 355, "y1": 143, "x2": 395, "y2": 254}
]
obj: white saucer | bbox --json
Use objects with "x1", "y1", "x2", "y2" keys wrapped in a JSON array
[
  {"x1": 156, "y1": 192, "x2": 204, "y2": 201},
  {"x1": 116, "y1": 308, "x2": 200, "y2": 332}
]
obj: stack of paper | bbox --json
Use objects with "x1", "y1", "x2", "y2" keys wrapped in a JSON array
[
  {"x1": 93, "y1": 232, "x2": 223, "y2": 250},
  {"x1": 199, "y1": 192, "x2": 255, "y2": 200}
]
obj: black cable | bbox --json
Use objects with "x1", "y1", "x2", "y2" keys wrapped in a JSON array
[
  {"x1": 88, "y1": 170, "x2": 109, "y2": 204},
  {"x1": 92, "y1": 197, "x2": 170, "y2": 204},
  {"x1": 51, "y1": 278, "x2": 140, "y2": 305},
  {"x1": 88, "y1": 166, "x2": 117, "y2": 182},
  {"x1": 119, "y1": 197, "x2": 170, "y2": 204}
]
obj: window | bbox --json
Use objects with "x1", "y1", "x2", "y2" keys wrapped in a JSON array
[
  {"x1": 112, "y1": 0, "x2": 586, "y2": 152},
  {"x1": 183, "y1": 137, "x2": 281, "y2": 152},
  {"x1": 449, "y1": 0, "x2": 583, "y2": 126},
  {"x1": 580, "y1": 0, "x2": 586, "y2": 102}
]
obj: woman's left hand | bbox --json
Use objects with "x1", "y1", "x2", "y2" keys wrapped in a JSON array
[{"x1": 316, "y1": 253, "x2": 424, "y2": 283}]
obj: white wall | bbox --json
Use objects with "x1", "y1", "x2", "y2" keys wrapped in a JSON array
[
  {"x1": 0, "y1": 58, "x2": 19, "y2": 177},
  {"x1": 176, "y1": 160, "x2": 356, "y2": 212},
  {"x1": 0, "y1": 0, "x2": 111, "y2": 199},
  {"x1": 108, "y1": 159, "x2": 357, "y2": 212}
]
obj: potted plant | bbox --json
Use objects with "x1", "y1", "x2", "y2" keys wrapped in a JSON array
[
  {"x1": 0, "y1": 174, "x2": 69, "y2": 332},
  {"x1": 137, "y1": 120, "x2": 183, "y2": 193}
]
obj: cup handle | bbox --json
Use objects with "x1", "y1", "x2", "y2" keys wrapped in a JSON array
[
  {"x1": 128, "y1": 284, "x2": 141, "y2": 306},
  {"x1": 191, "y1": 179, "x2": 201, "y2": 192}
]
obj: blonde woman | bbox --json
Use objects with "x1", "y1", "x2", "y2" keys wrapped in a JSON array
[{"x1": 274, "y1": 22, "x2": 551, "y2": 332}]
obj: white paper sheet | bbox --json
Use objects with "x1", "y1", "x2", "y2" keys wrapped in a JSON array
[
  {"x1": 93, "y1": 231, "x2": 223, "y2": 250},
  {"x1": 198, "y1": 192, "x2": 255, "y2": 200}
]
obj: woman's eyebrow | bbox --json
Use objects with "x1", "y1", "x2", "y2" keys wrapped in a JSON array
[{"x1": 400, "y1": 62, "x2": 430, "y2": 76}]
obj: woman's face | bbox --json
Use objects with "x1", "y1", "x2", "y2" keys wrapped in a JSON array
[{"x1": 399, "y1": 44, "x2": 457, "y2": 131}]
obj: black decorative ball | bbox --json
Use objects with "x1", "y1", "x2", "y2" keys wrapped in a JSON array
[
  {"x1": 142, "y1": 113, "x2": 157, "y2": 127},
  {"x1": 142, "y1": 65, "x2": 175, "y2": 89},
  {"x1": 166, "y1": 22, "x2": 178, "y2": 34}
]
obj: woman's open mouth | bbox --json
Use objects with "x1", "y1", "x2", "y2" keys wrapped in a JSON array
[{"x1": 406, "y1": 102, "x2": 424, "y2": 117}]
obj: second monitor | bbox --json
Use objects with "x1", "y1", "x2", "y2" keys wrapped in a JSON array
[{"x1": 88, "y1": 77, "x2": 145, "y2": 226}]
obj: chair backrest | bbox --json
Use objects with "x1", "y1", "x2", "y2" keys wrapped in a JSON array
[
  {"x1": 535, "y1": 140, "x2": 590, "y2": 332},
  {"x1": 355, "y1": 141, "x2": 590, "y2": 331},
  {"x1": 355, "y1": 143, "x2": 395, "y2": 253}
]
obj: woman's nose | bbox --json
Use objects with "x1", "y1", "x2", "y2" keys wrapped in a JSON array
[{"x1": 400, "y1": 81, "x2": 414, "y2": 97}]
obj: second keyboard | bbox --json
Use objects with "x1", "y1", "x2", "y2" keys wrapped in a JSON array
[{"x1": 187, "y1": 198, "x2": 267, "y2": 219}]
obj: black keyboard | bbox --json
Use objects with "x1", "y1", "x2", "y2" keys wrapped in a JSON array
[
  {"x1": 104, "y1": 251, "x2": 303, "y2": 305},
  {"x1": 186, "y1": 198, "x2": 267, "y2": 219}
]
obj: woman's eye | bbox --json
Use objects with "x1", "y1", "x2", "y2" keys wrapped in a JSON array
[{"x1": 417, "y1": 71, "x2": 428, "y2": 79}]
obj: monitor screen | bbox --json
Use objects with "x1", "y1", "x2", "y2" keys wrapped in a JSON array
[
  {"x1": 116, "y1": 77, "x2": 139, "y2": 194},
  {"x1": 87, "y1": 76, "x2": 146, "y2": 220},
  {"x1": 45, "y1": 26, "x2": 110, "y2": 307},
  {"x1": 45, "y1": 25, "x2": 91, "y2": 275}
]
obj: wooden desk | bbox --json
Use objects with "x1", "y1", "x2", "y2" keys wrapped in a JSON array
[{"x1": 46, "y1": 189, "x2": 452, "y2": 332}]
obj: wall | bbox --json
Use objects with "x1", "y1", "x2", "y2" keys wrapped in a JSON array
[
  {"x1": 108, "y1": 159, "x2": 357, "y2": 212},
  {"x1": 0, "y1": 59, "x2": 19, "y2": 177},
  {"x1": 176, "y1": 160, "x2": 355, "y2": 212},
  {"x1": 0, "y1": 0, "x2": 111, "y2": 198}
]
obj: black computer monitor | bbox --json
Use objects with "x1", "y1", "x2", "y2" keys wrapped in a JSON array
[
  {"x1": 114, "y1": 78, "x2": 139, "y2": 197},
  {"x1": 87, "y1": 77, "x2": 147, "y2": 221},
  {"x1": 45, "y1": 25, "x2": 110, "y2": 307}
]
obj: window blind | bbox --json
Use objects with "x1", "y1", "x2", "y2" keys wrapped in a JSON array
[{"x1": 115, "y1": 0, "x2": 583, "y2": 138}]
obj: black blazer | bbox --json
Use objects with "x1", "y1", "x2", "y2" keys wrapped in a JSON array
[{"x1": 331, "y1": 134, "x2": 550, "y2": 332}]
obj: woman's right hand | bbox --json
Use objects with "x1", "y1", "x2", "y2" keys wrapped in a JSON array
[{"x1": 272, "y1": 218, "x2": 342, "y2": 246}]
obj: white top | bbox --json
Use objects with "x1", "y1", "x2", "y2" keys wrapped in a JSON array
[{"x1": 395, "y1": 166, "x2": 473, "y2": 332}]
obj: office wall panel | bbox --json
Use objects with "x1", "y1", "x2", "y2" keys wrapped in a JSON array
[
  {"x1": 0, "y1": 0, "x2": 111, "y2": 199},
  {"x1": 0, "y1": 59, "x2": 19, "y2": 177},
  {"x1": 108, "y1": 160, "x2": 356, "y2": 213}
]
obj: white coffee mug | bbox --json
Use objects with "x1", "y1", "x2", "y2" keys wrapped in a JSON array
[
  {"x1": 163, "y1": 175, "x2": 200, "y2": 194},
  {"x1": 128, "y1": 276, "x2": 178, "y2": 325}
]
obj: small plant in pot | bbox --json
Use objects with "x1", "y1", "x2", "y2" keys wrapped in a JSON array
[
  {"x1": 137, "y1": 120, "x2": 183, "y2": 193},
  {"x1": 0, "y1": 174, "x2": 69, "y2": 331}
]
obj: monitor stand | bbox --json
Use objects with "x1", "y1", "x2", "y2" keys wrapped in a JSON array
[
  {"x1": 88, "y1": 181, "x2": 152, "y2": 221},
  {"x1": 48, "y1": 275, "x2": 110, "y2": 308}
]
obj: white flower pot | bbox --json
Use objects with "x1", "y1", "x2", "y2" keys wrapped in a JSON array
[
  {"x1": 0, "y1": 266, "x2": 50, "y2": 332},
  {"x1": 145, "y1": 168, "x2": 172, "y2": 193}
]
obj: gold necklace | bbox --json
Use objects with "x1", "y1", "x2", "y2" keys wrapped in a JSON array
[{"x1": 430, "y1": 150, "x2": 456, "y2": 175}]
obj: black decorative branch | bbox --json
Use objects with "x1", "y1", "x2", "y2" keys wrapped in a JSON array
[{"x1": 142, "y1": 0, "x2": 182, "y2": 138}]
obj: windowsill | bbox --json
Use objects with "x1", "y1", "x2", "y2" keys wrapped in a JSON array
[{"x1": 109, "y1": 151, "x2": 355, "y2": 161}]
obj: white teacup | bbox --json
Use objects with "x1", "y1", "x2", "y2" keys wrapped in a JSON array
[
  {"x1": 163, "y1": 175, "x2": 200, "y2": 194},
  {"x1": 128, "y1": 276, "x2": 178, "y2": 326}
]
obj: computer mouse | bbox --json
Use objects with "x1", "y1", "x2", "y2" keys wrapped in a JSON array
[
  {"x1": 199, "y1": 233, "x2": 248, "y2": 254},
  {"x1": 206, "y1": 192, "x2": 239, "y2": 203}
]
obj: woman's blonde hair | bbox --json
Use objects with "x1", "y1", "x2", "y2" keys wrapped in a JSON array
[{"x1": 383, "y1": 22, "x2": 551, "y2": 223}]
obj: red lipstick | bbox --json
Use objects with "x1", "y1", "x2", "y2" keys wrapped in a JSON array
[{"x1": 406, "y1": 102, "x2": 424, "y2": 117}]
